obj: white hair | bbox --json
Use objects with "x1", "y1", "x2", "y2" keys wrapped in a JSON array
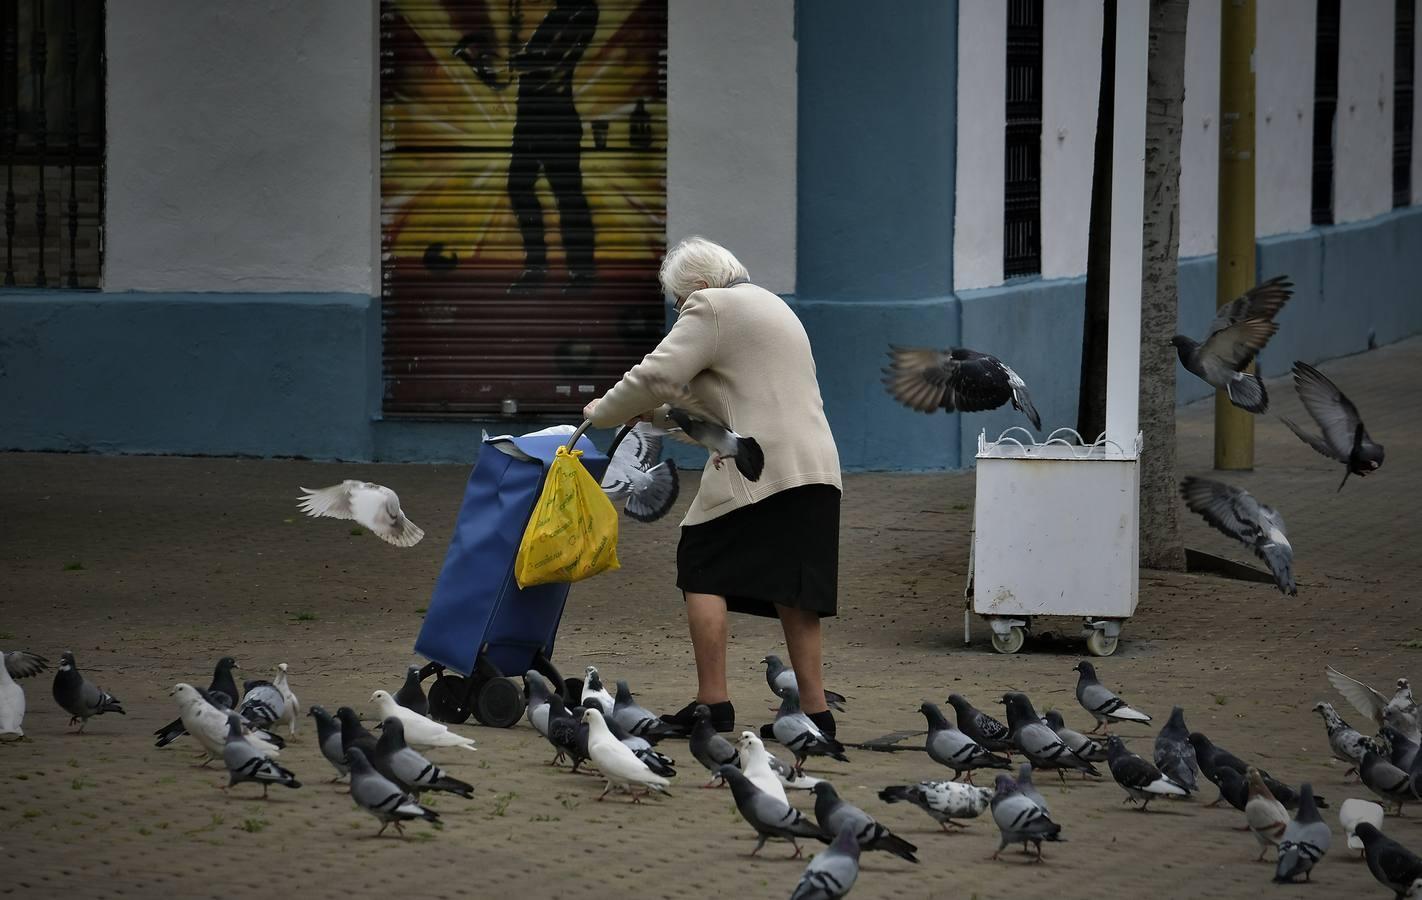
[{"x1": 659, "y1": 236, "x2": 749, "y2": 302}]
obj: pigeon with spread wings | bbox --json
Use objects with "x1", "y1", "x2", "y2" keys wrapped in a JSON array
[
  {"x1": 297, "y1": 480, "x2": 424, "y2": 547},
  {"x1": 882, "y1": 346, "x2": 1041, "y2": 430},
  {"x1": 1326, "y1": 667, "x2": 1418, "y2": 742},
  {"x1": 645, "y1": 377, "x2": 765, "y2": 481},
  {"x1": 1180, "y1": 476, "x2": 1296, "y2": 595},
  {"x1": 1171, "y1": 275, "x2": 1293, "y2": 413},
  {"x1": 1280, "y1": 361, "x2": 1384, "y2": 491},
  {"x1": 600, "y1": 422, "x2": 680, "y2": 522}
]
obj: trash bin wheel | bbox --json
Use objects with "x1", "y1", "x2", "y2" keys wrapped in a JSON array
[
  {"x1": 474, "y1": 676, "x2": 527, "y2": 728},
  {"x1": 427, "y1": 674, "x2": 475, "y2": 724},
  {"x1": 1086, "y1": 629, "x2": 1119, "y2": 657},
  {"x1": 990, "y1": 626, "x2": 1025, "y2": 655}
]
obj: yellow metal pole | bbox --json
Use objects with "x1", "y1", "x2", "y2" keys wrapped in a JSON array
[{"x1": 1215, "y1": 0, "x2": 1256, "y2": 470}]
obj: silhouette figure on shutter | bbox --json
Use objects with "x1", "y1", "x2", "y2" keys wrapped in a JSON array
[{"x1": 506, "y1": 0, "x2": 599, "y2": 294}]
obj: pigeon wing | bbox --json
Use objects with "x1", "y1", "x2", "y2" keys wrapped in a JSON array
[
  {"x1": 1209, "y1": 276, "x2": 1293, "y2": 330},
  {"x1": 1181, "y1": 477, "x2": 1257, "y2": 545},
  {"x1": 1292, "y1": 362, "x2": 1365, "y2": 460},
  {"x1": 1328, "y1": 667, "x2": 1390, "y2": 727},
  {"x1": 1201, "y1": 317, "x2": 1279, "y2": 369},
  {"x1": 882, "y1": 346, "x2": 957, "y2": 412},
  {"x1": 297, "y1": 481, "x2": 359, "y2": 520},
  {"x1": 4, "y1": 651, "x2": 48, "y2": 679}
]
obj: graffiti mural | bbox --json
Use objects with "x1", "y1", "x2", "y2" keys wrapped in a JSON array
[{"x1": 381, "y1": 0, "x2": 668, "y2": 416}]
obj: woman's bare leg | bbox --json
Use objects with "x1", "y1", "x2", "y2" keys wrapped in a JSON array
[
  {"x1": 777, "y1": 606, "x2": 828, "y2": 714},
  {"x1": 685, "y1": 592, "x2": 730, "y2": 703}
]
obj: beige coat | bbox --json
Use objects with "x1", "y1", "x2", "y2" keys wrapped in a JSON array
[{"x1": 588, "y1": 282, "x2": 841, "y2": 525}]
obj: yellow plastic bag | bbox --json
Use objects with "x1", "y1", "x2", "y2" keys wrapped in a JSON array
[{"x1": 515, "y1": 446, "x2": 621, "y2": 588}]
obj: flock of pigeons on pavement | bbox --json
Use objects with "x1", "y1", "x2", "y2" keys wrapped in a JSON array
[{"x1": 4, "y1": 644, "x2": 1422, "y2": 898}]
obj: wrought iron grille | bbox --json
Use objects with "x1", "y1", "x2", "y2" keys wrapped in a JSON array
[
  {"x1": 1004, "y1": 0, "x2": 1043, "y2": 278},
  {"x1": 1311, "y1": 0, "x2": 1340, "y2": 226},
  {"x1": 1396, "y1": 0, "x2": 1415, "y2": 208}
]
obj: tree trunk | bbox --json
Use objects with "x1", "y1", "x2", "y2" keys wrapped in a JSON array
[
  {"x1": 1138, "y1": 0, "x2": 1189, "y2": 570},
  {"x1": 1077, "y1": 0, "x2": 1117, "y2": 441}
]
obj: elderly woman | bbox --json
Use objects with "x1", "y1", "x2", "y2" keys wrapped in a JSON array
[{"x1": 583, "y1": 237, "x2": 842, "y2": 736}]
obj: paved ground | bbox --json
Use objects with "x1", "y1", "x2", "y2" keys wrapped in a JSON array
[{"x1": 1, "y1": 337, "x2": 1419, "y2": 900}]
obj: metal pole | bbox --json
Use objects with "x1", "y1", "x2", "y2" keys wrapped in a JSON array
[{"x1": 1214, "y1": 0, "x2": 1256, "y2": 470}]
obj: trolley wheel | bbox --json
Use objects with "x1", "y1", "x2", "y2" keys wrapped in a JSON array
[
  {"x1": 474, "y1": 676, "x2": 527, "y2": 728},
  {"x1": 990, "y1": 626, "x2": 1026, "y2": 655},
  {"x1": 427, "y1": 674, "x2": 474, "y2": 724},
  {"x1": 1086, "y1": 629, "x2": 1119, "y2": 657}
]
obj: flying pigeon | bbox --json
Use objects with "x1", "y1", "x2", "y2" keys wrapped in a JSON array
[
  {"x1": 1314, "y1": 701, "x2": 1386, "y2": 777},
  {"x1": 773, "y1": 687, "x2": 849, "y2": 775},
  {"x1": 1015, "y1": 763, "x2": 1051, "y2": 814},
  {"x1": 1073, "y1": 662, "x2": 1151, "y2": 734},
  {"x1": 171, "y1": 683, "x2": 280, "y2": 762},
  {"x1": 4, "y1": 650, "x2": 49, "y2": 679},
  {"x1": 221, "y1": 712, "x2": 300, "y2": 798},
  {"x1": 789, "y1": 823, "x2": 861, "y2": 900},
  {"x1": 1170, "y1": 276, "x2": 1292, "y2": 413},
  {"x1": 612, "y1": 679, "x2": 673, "y2": 739},
  {"x1": 1105, "y1": 736, "x2": 1188, "y2": 811},
  {"x1": 580, "y1": 666, "x2": 615, "y2": 717},
  {"x1": 1280, "y1": 361, "x2": 1385, "y2": 491},
  {"x1": 1180, "y1": 476, "x2": 1296, "y2": 595},
  {"x1": 308, "y1": 705, "x2": 349, "y2": 780},
  {"x1": 1356, "y1": 822, "x2": 1422, "y2": 898},
  {"x1": 690, "y1": 703, "x2": 741, "y2": 786},
  {"x1": 395, "y1": 665, "x2": 428, "y2": 717},
  {"x1": 878, "y1": 780, "x2": 993, "y2": 831},
  {"x1": 719, "y1": 764, "x2": 824, "y2": 858},
  {"x1": 1153, "y1": 707, "x2": 1199, "y2": 793},
  {"x1": 600, "y1": 422, "x2": 680, "y2": 522},
  {"x1": 647, "y1": 377, "x2": 765, "y2": 481},
  {"x1": 1361, "y1": 751, "x2": 1415, "y2": 815},
  {"x1": 346, "y1": 746, "x2": 440, "y2": 837},
  {"x1": 1327, "y1": 667, "x2": 1419, "y2": 743},
  {"x1": 947, "y1": 693, "x2": 1013, "y2": 754},
  {"x1": 1244, "y1": 767, "x2": 1290, "y2": 860},
  {"x1": 52, "y1": 652, "x2": 124, "y2": 732},
  {"x1": 297, "y1": 480, "x2": 424, "y2": 547},
  {"x1": 762, "y1": 655, "x2": 847, "y2": 712},
  {"x1": 920, "y1": 701, "x2": 1010, "y2": 782},
  {"x1": 811, "y1": 780, "x2": 919, "y2": 863},
  {"x1": 1274, "y1": 783, "x2": 1330, "y2": 883},
  {"x1": 736, "y1": 730, "x2": 789, "y2": 805},
  {"x1": 1000, "y1": 693, "x2": 1100, "y2": 777},
  {"x1": 154, "y1": 657, "x2": 240, "y2": 749},
  {"x1": 0, "y1": 651, "x2": 26, "y2": 740},
  {"x1": 370, "y1": 691, "x2": 476, "y2": 752},
  {"x1": 583, "y1": 708, "x2": 672, "y2": 802},
  {"x1": 373, "y1": 717, "x2": 474, "y2": 798},
  {"x1": 882, "y1": 346, "x2": 1041, "y2": 430},
  {"x1": 1043, "y1": 710, "x2": 1108, "y2": 764},
  {"x1": 525, "y1": 670, "x2": 554, "y2": 738},
  {"x1": 989, "y1": 774, "x2": 1063, "y2": 862},
  {"x1": 1341, "y1": 798, "x2": 1386, "y2": 853}
]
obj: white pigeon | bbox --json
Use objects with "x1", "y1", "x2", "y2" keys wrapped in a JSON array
[
  {"x1": 583, "y1": 708, "x2": 672, "y2": 802},
  {"x1": 581, "y1": 666, "x2": 615, "y2": 716},
  {"x1": 171, "y1": 683, "x2": 280, "y2": 759},
  {"x1": 1327, "y1": 667, "x2": 1419, "y2": 742},
  {"x1": 272, "y1": 663, "x2": 300, "y2": 736},
  {"x1": 297, "y1": 480, "x2": 424, "y2": 547},
  {"x1": 1340, "y1": 797, "x2": 1386, "y2": 852},
  {"x1": 736, "y1": 731, "x2": 789, "y2": 805},
  {"x1": 878, "y1": 779, "x2": 994, "y2": 830},
  {"x1": 1244, "y1": 767, "x2": 1289, "y2": 861},
  {"x1": 599, "y1": 422, "x2": 679, "y2": 523},
  {"x1": 767, "y1": 753, "x2": 823, "y2": 792},
  {"x1": 370, "y1": 690, "x2": 476, "y2": 752},
  {"x1": 0, "y1": 651, "x2": 25, "y2": 740}
]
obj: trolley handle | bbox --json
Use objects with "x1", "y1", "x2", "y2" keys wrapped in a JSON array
[{"x1": 567, "y1": 419, "x2": 635, "y2": 460}]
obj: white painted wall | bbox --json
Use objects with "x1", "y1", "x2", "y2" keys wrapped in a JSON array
[
  {"x1": 954, "y1": 0, "x2": 1006, "y2": 290},
  {"x1": 1039, "y1": 0, "x2": 1102, "y2": 279},
  {"x1": 1179, "y1": 0, "x2": 1220, "y2": 257},
  {"x1": 104, "y1": 1, "x2": 378, "y2": 294},
  {"x1": 667, "y1": 0, "x2": 796, "y2": 295},
  {"x1": 1256, "y1": 0, "x2": 1317, "y2": 236},
  {"x1": 1335, "y1": 0, "x2": 1395, "y2": 223}
]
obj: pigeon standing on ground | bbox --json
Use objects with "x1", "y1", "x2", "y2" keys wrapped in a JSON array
[
  {"x1": 237, "y1": 679, "x2": 286, "y2": 730},
  {"x1": 1043, "y1": 710, "x2": 1107, "y2": 764},
  {"x1": 308, "y1": 706, "x2": 349, "y2": 781},
  {"x1": 580, "y1": 666, "x2": 615, "y2": 716},
  {"x1": 1213, "y1": 766, "x2": 1253, "y2": 811},
  {"x1": 989, "y1": 774, "x2": 1063, "y2": 862},
  {"x1": 1356, "y1": 822, "x2": 1422, "y2": 897},
  {"x1": 172, "y1": 684, "x2": 280, "y2": 763},
  {"x1": 1274, "y1": 783, "x2": 1330, "y2": 882},
  {"x1": 272, "y1": 663, "x2": 299, "y2": 735},
  {"x1": 345, "y1": 746, "x2": 440, "y2": 837},
  {"x1": 1105, "y1": 736, "x2": 1188, "y2": 811},
  {"x1": 600, "y1": 422, "x2": 680, "y2": 522},
  {"x1": 882, "y1": 345, "x2": 1041, "y2": 430},
  {"x1": 1153, "y1": 707, "x2": 1199, "y2": 793},
  {"x1": 0, "y1": 652, "x2": 25, "y2": 740},
  {"x1": 370, "y1": 690, "x2": 476, "y2": 751},
  {"x1": 336, "y1": 706, "x2": 379, "y2": 763},
  {"x1": 691, "y1": 704, "x2": 741, "y2": 786},
  {"x1": 544, "y1": 695, "x2": 585, "y2": 769},
  {"x1": 648, "y1": 378, "x2": 766, "y2": 481},
  {"x1": 605, "y1": 716, "x2": 676, "y2": 778},
  {"x1": 525, "y1": 671, "x2": 554, "y2": 738},
  {"x1": 762, "y1": 655, "x2": 847, "y2": 712},
  {"x1": 811, "y1": 781, "x2": 919, "y2": 863},
  {"x1": 221, "y1": 712, "x2": 300, "y2": 797},
  {"x1": 297, "y1": 480, "x2": 425, "y2": 547},
  {"x1": 1280, "y1": 361, "x2": 1385, "y2": 491},
  {"x1": 1188, "y1": 731, "x2": 1259, "y2": 805},
  {"x1": 736, "y1": 731, "x2": 789, "y2": 805},
  {"x1": 1341, "y1": 799, "x2": 1386, "y2": 854},
  {"x1": 4, "y1": 650, "x2": 48, "y2": 679},
  {"x1": 921, "y1": 702, "x2": 1010, "y2": 783},
  {"x1": 1360, "y1": 751, "x2": 1414, "y2": 815},
  {"x1": 878, "y1": 780, "x2": 993, "y2": 831},
  {"x1": 773, "y1": 688, "x2": 849, "y2": 775},
  {"x1": 1073, "y1": 662, "x2": 1151, "y2": 734},
  {"x1": 1000, "y1": 693, "x2": 1100, "y2": 778},
  {"x1": 719, "y1": 764, "x2": 824, "y2": 858},
  {"x1": 1170, "y1": 276, "x2": 1292, "y2": 413},
  {"x1": 789, "y1": 823, "x2": 861, "y2": 900},
  {"x1": 52, "y1": 652, "x2": 125, "y2": 732},
  {"x1": 1015, "y1": 764, "x2": 1050, "y2": 814},
  {"x1": 1315, "y1": 701, "x2": 1386, "y2": 777},
  {"x1": 1327, "y1": 668, "x2": 1419, "y2": 743},
  {"x1": 612, "y1": 679, "x2": 673, "y2": 738},
  {"x1": 1244, "y1": 767, "x2": 1290, "y2": 860},
  {"x1": 373, "y1": 717, "x2": 474, "y2": 798},
  {"x1": 1385, "y1": 727, "x2": 1421, "y2": 771},
  {"x1": 583, "y1": 708, "x2": 672, "y2": 802},
  {"x1": 1180, "y1": 476, "x2": 1297, "y2": 595},
  {"x1": 395, "y1": 665, "x2": 429, "y2": 717},
  {"x1": 947, "y1": 693, "x2": 1014, "y2": 755},
  {"x1": 154, "y1": 656, "x2": 240, "y2": 748}
]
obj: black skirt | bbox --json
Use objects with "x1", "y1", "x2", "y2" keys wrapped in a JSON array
[{"x1": 676, "y1": 483, "x2": 841, "y2": 619}]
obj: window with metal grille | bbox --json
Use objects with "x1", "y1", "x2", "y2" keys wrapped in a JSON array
[
  {"x1": 1312, "y1": 0, "x2": 1340, "y2": 226},
  {"x1": 1395, "y1": 0, "x2": 1415, "y2": 208},
  {"x1": 1004, "y1": 0, "x2": 1043, "y2": 278}
]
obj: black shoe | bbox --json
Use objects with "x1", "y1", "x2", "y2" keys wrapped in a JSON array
[
  {"x1": 661, "y1": 699, "x2": 735, "y2": 734},
  {"x1": 809, "y1": 710, "x2": 836, "y2": 740}
]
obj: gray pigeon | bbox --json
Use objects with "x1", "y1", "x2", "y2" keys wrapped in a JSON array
[
  {"x1": 221, "y1": 712, "x2": 300, "y2": 797},
  {"x1": 1384, "y1": 726, "x2": 1420, "y2": 771},
  {"x1": 1357, "y1": 822, "x2": 1422, "y2": 896},
  {"x1": 691, "y1": 704, "x2": 741, "y2": 785},
  {"x1": 1274, "y1": 783, "x2": 1330, "y2": 883},
  {"x1": 811, "y1": 781, "x2": 918, "y2": 863},
  {"x1": 789, "y1": 823, "x2": 861, "y2": 900},
  {"x1": 237, "y1": 679, "x2": 286, "y2": 729},
  {"x1": 1105, "y1": 736, "x2": 1188, "y2": 810},
  {"x1": 1073, "y1": 661, "x2": 1151, "y2": 733},
  {"x1": 51, "y1": 651, "x2": 124, "y2": 732},
  {"x1": 1189, "y1": 732, "x2": 1322, "y2": 810},
  {"x1": 373, "y1": 717, "x2": 473, "y2": 798},
  {"x1": 921, "y1": 702, "x2": 1010, "y2": 782},
  {"x1": 1153, "y1": 707, "x2": 1199, "y2": 793},
  {"x1": 1181, "y1": 477, "x2": 1296, "y2": 595},
  {"x1": 1327, "y1": 668, "x2": 1419, "y2": 743},
  {"x1": 878, "y1": 780, "x2": 993, "y2": 830},
  {"x1": 544, "y1": 695, "x2": 586, "y2": 769},
  {"x1": 773, "y1": 688, "x2": 849, "y2": 775},
  {"x1": 719, "y1": 764, "x2": 825, "y2": 858},
  {"x1": 947, "y1": 693, "x2": 1013, "y2": 754},
  {"x1": 3, "y1": 650, "x2": 49, "y2": 679},
  {"x1": 1361, "y1": 750, "x2": 1414, "y2": 814},
  {"x1": 345, "y1": 746, "x2": 440, "y2": 837},
  {"x1": 524, "y1": 670, "x2": 554, "y2": 738},
  {"x1": 989, "y1": 773, "x2": 1063, "y2": 862},
  {"x1": 1001, "y1": 693, "x2": 1099, "y2": 777},
  {"x1": 1016, "y1": 763, "x2": 1050, "y2": 814},
  {"x1": 882, "y1": 346, "x2": 1041, "y2": 430},
  {"x1": 336, "y1": 705, "x2": 378, "y2": 764},
  {"x1": 1170, "y1": 275, "x2": 1292, "y2": 413},
  {"x1": 649, "y1": 377, "x2": 765, "y2": 481},
  {"x1": 1280, "y1": 361, "x2": 1384, "y2": 491},
  {"x1": 600, "y1": 422, "x2": 680, "y2": 522},
  {"x1": 308, "y1": 705, "x2": 349, "y2": 781},
  {"x1": 1043, "y1": 710, "x2": 1108, "y2": 764},
  {"x1": 1314, "y1": 701, "x2": 1385, "y2": 777},
  {"x1": 612, "y1": 679, "x2": 674, "y2": 739},
  {"x1": 394, "y1": 665, "x2": 428, "y2": 717},
  {"x1": 762, "y1": 655, "x2": 847, "y2": 711}
]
